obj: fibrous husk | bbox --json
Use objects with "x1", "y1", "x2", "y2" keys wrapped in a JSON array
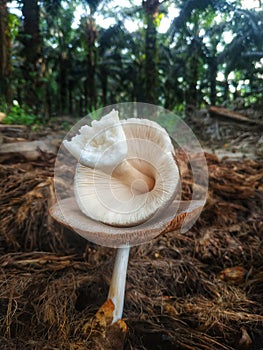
[{"x1": 0, "y1": 149, "x2": 262, "y2": 349}]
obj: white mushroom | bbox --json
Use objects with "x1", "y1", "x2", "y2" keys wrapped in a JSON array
[
  {"x1": 52, "y1": 109, "x2": 205, "y2": 327},
  {"x1": 63, "y1": 109, "x2": 180, "y2": 227}
]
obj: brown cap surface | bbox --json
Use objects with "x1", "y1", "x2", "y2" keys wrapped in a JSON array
[{"x1": 50, "y1": 197, "x2": 203, "y2": 247}]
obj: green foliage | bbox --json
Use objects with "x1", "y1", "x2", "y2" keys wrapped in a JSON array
[
  {"x1": 3, "y1": 105, "x2": 41, "y2": 126},
  {"x1": 8, "y1": 13, "x2": 19, "y2": 40},
  {"x1": 1, "y1": 0, "x2": 262, "y2": 120}
]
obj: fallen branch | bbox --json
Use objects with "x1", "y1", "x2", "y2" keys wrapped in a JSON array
[
  {"x1": 0, "y1": 124, "x2": 27, "y2": 130},
  {"x1": 209, "y1": 106, "x2": 263, "y2": 128},
  {"x1": 0, "y1": 140, "x2": 58, "y2": 161}
]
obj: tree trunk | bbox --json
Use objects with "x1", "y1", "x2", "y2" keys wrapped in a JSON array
[
  {"x1": 185, "y1": 53, "x2": 198, "y2": 107},
  {"x1": 100, "y1": 70, "x2": 108, "y2": 106},
  {"x1": 142, "y1": 0, "x2": 159, "y2": 104},
  {"x1": 85, "y1": 18, "x2": 97, "y2": 111},
  {"x1": 45, "y1": 83, "x2": 52, "y2": 118},
  {"x1": 0, "y1": 0, "x2": 12, "y2": 105},
  {"x1": 21, "y1": 0, "x2": 42, "y2": 110},
  {"x1": 223, "y1": 69, "x2": 230, "y2": 102},
  {"x1": 68, "y1": 79, "x2": 74, "y2": 115},
  {"x1": 59, "y1": 53, "x2": 68, "y2": 115},
  {"x1": 209, "y1": 58, "x2": 217, "y2": 105}
]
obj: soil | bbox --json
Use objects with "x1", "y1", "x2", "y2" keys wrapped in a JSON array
[{"x1": 0, "y1": 110, "x2": 262, "y2": 350}]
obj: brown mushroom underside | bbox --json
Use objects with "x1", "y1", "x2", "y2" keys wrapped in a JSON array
[{"x1": 49, "y1": 198, "x2": 203, "y2": 247}]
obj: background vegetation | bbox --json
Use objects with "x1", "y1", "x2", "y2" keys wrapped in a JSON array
[{"x1": 0, "y1": 0, "x2": 262, "y2": 121}]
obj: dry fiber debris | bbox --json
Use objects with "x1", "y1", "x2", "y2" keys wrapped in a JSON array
[{"x1": 0, "y1": 152, "x2": 262, "y2": 350}]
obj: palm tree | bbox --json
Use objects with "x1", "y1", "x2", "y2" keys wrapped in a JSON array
[
  {"x1": 167, "y1": 0, "x2": 235, "y2": 107},
  {"x1": 142, "y1": 0, "x2": 160, "y2": 103},
  {"x1": 20, "y1": 0, "x2": 43, "y2": 110},
  {"x1": 0, "y1": 0, "x2": 12, "y2": 105},
  {"x1": 219, "y1": 8, "x2": 263, "y2": 102},
  {"x1": 79, "y1": 0, "x2": 108, "y2": 111}
]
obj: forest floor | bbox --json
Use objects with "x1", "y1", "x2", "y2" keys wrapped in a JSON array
[
  {"x1": 185, "y1": 105, "x2": 263, "y2": 160},
  {"x1": 0, "y1": 107, "x2": 262, "y2": 350}
]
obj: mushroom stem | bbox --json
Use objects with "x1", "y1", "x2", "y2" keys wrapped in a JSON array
[
  {"x1": 108, "y1": 246, "x2": 130, "y2": 324},
  {"x1": 112, "y1": 159, "x2": 155, "y2": 193}
]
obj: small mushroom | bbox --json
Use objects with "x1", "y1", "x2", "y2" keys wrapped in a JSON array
[{"x1": 50, "y1": 109, "x2": 205, "y2": 336}]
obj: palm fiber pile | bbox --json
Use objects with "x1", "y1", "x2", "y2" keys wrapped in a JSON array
[{"x1": 0, "y1": 148, "x2": 262, "y2": 350}]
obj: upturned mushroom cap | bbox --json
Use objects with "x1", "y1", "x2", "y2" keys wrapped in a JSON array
[
  {"x1": 73, "y1": 117, "x2": 180, "y2": 227},
  {"x1": 51, "y1": 109, "x2": 206, "y2": 247}
]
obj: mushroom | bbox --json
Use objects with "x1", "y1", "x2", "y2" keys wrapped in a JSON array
[
  {"x1": 63, "y1": 109, "x2": 180, "y2": 227},
  {"x1": 50, "y1": 109, "x2": 204, "y2": 330}
]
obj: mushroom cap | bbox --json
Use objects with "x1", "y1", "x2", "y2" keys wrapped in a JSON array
[
  {"x1": 50, "y1": 197, "x2": 203, "y2": 247},
  {"x1": 74, "y1": 118, "x2": 180, "y2": 227}
]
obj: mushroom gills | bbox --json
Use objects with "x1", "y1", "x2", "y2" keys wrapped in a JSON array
[
  {"x1": 112, "y1": 159, "x2": 155, "y2": 194},
  {"x1": 74, "y1": 118, "x2": 180, "y2": 227}
]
